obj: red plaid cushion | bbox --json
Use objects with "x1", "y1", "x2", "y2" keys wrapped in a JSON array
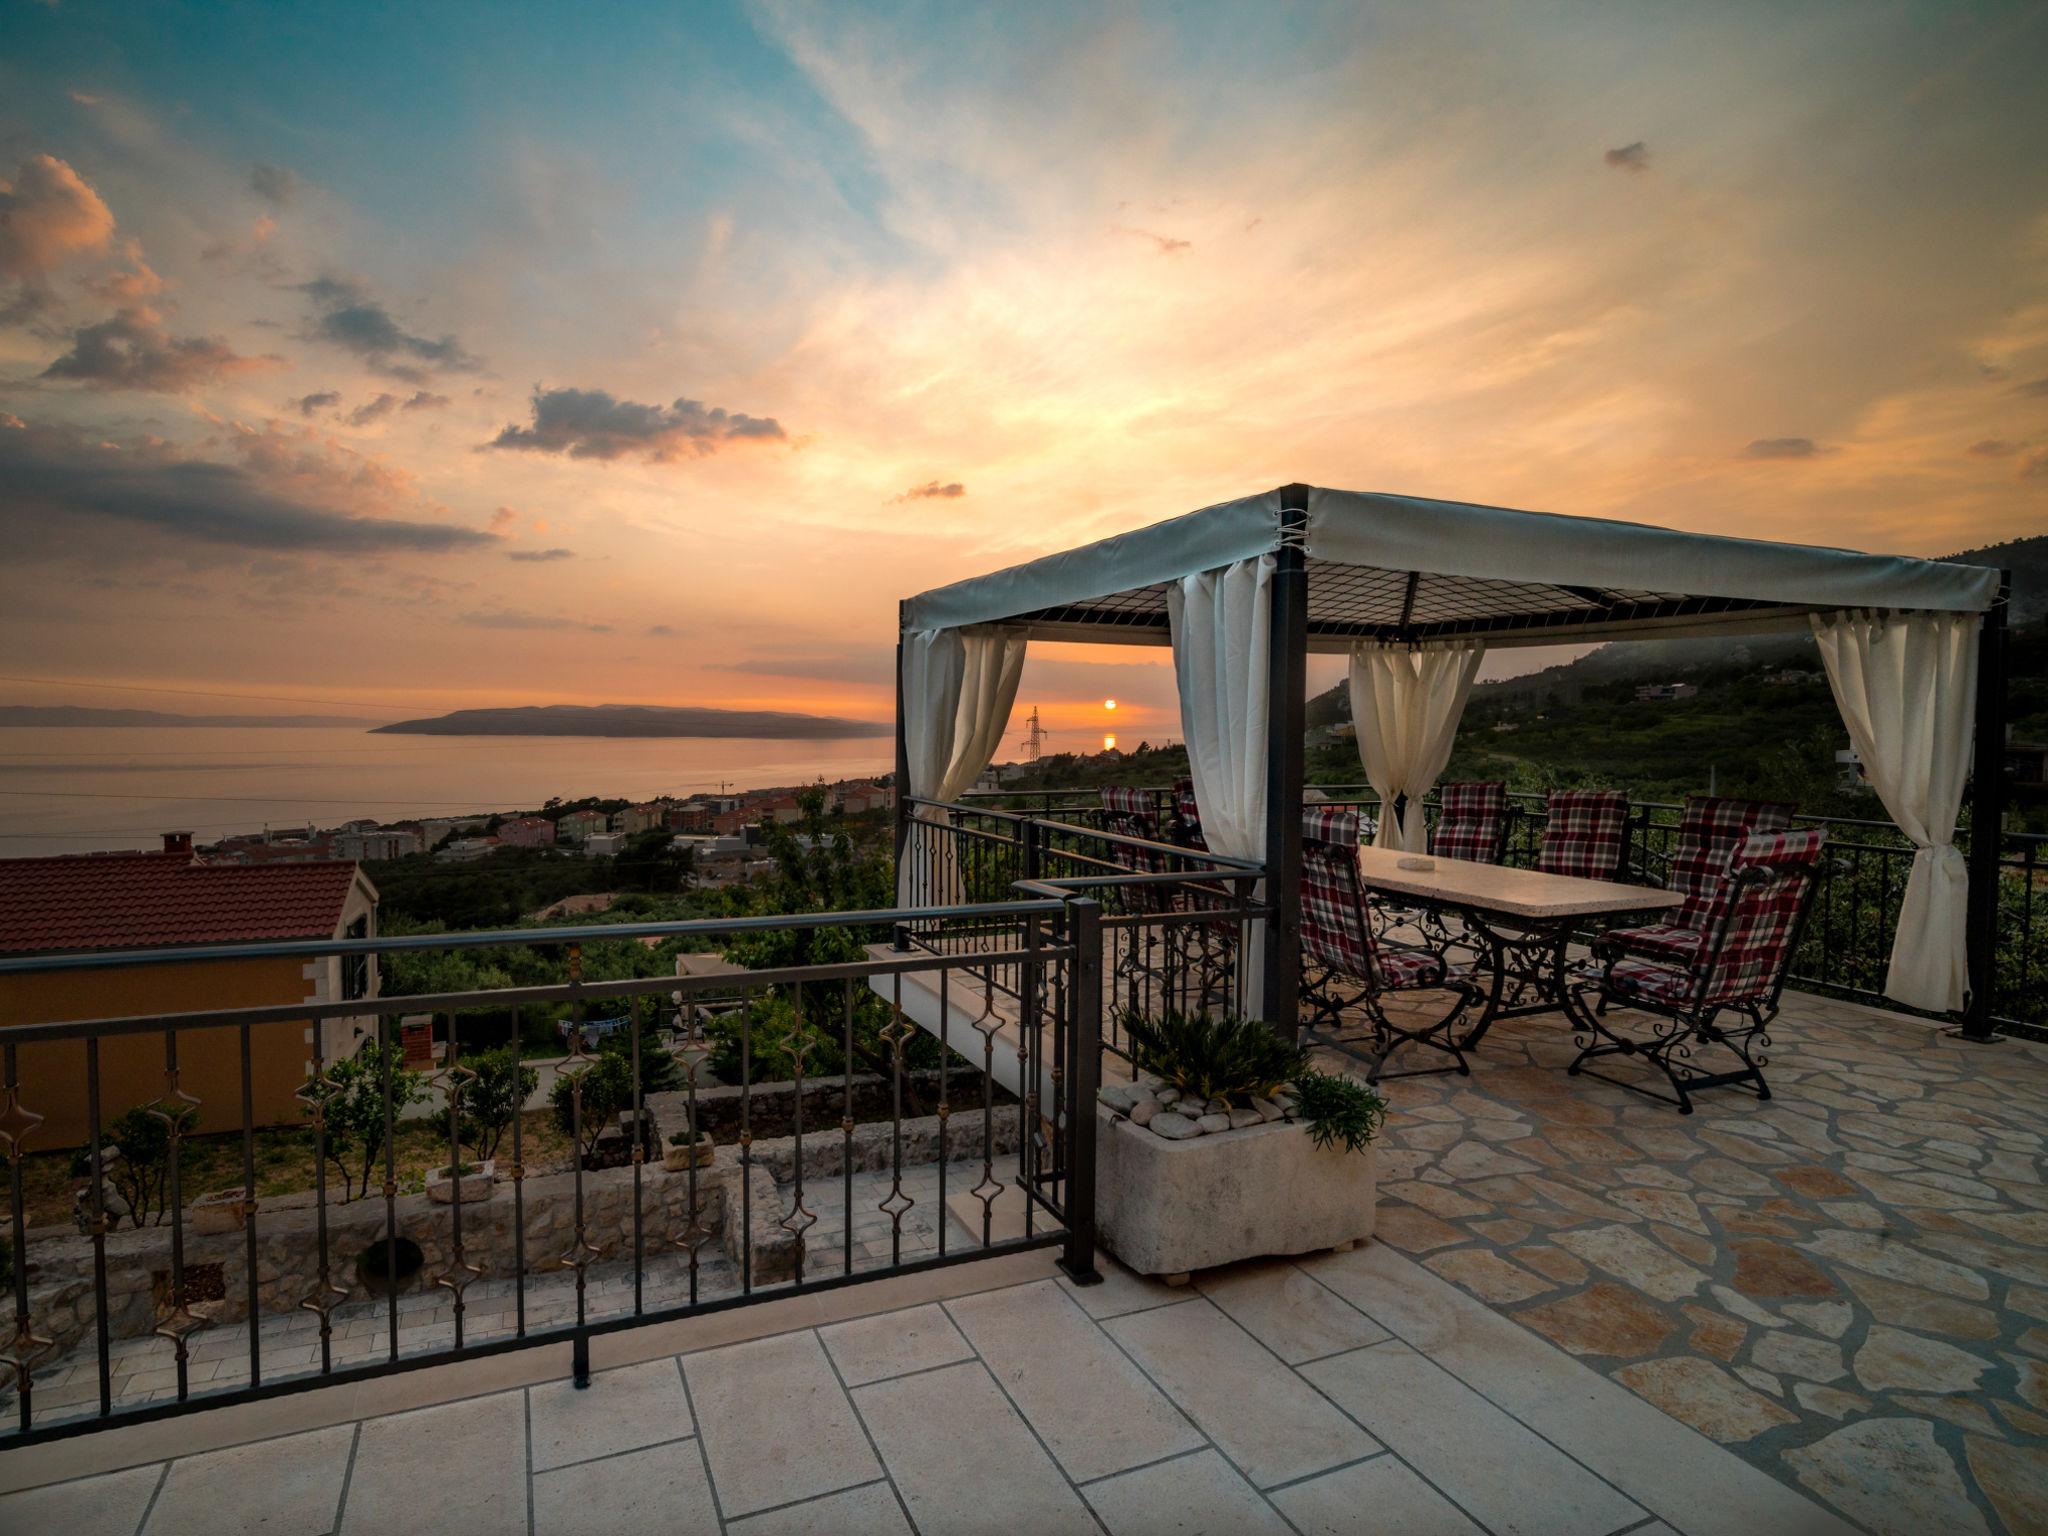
[
  {"x1": 1535, "y1": 789, "x2": 1628, "y2": 880},
  {"x1": 1700, "y1": 827, "x2": 1826, "y2": 1007},
  {"x1": 1604, "y1": 957, "x2": 1697, "y2": 1004},
  {"x1": 1599, "y1": 921, "x2": 1706, "y2": 963},
  {"x1": 1432, "y1": 780, "x2": 1508, "y2": 864},
  {"x1": 1099, "y1": 786, "x2": 1170, "y2": 911},
  {"x1": 1301, "y1": 807, "x2": 1376, "y2": 977},
  {"x1": 1172, "y1": 778, "x2": 1206, "y2": 850},
  {"x1": 1376, "y1": 947, "x2": 1451, "y2": 989},
  {"x1": 1670, "y1": 796, "x2": 1794, "y2": 926}
]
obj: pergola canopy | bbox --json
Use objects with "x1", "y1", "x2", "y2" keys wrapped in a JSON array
[{"x1": 902, "y1": 486, "x2": 2003, "y2": 648}]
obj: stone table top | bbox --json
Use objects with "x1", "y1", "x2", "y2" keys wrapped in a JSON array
[{"x1": 1356, "y1": 847, "x2": 1686, "y2": 921}]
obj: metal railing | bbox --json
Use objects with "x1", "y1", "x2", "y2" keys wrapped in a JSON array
[
  {"x1": 963, "y1": 784, "x2": 2045, "y2": 1033},
  {"x1": 0, "y1": 898, "x2": 1104, "y2": 1444}
]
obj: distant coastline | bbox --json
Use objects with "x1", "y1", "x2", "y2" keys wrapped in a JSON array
[
  {"x1": 0, "y1": 705, "x2": 383, "y2": 729},
  {"x1": 371, "y1": 704, "x2": 893, "y2": 740}
]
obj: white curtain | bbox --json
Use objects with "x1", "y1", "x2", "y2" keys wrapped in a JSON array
[
  {"x1": 899, "y1": 625, "x2": 1027, "y2": 905},
  {"x1": 1168, "y1": 555, "x2": 1274, "y2": 1010},
  {"x1": 1347, "y1": 641, "x2": 1485, "y2": 851},
  {"x1": 1811, "y1": 610, "x2": 1979, "y2": 1013}
]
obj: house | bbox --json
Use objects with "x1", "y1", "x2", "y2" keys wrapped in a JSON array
[
  {"x1": 709, "y1": 807, "x2": 754, "y2": 836},
  {"x1": 0, "y1": 834, "x2": 379, "y2": 1145},
  {"x1": 334, "y1": 827, "x2": 421, "y2": 861},
  {"x1": 667, "y1": 804, "x2": 714, "y2": 833},
  {"x1": 1634, "y1": 682, "x2": 1699, "y2": 703},
  {"x1": 1764, "y1": 669, "x2": 1822, "y2": 687},
  {"x1": 584, "y1": 832, "x2": 625, "y2": 857},
  {"x1": 435, "y1": 836, "x2": 499, "y2": 862},
  {"x1": 555, "y1": 809, "x2": 609, "y2": 844},
  {"x1": 495, "y1": 815, "x2": 556, "y2": 848},
  {"x1": 613, "y1": 803, "x2": 667, "y2": 836}
]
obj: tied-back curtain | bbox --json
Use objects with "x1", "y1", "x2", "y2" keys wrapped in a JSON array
[
  {"x1": 899, "y1": 625, "x2": 1027, "y2": 906},
  {"x1": 1811, "y1": 610, "x2": 1978, "y2": 1013},
  {"x1": 1347, "y1": 641, "x2": 1485, "y2": 851},
  {"x1": 1168, "y1": 555, "x2": 1274, "y2": 1010}
]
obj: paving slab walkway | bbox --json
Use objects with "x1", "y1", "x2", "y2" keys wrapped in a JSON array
[{"x1": 1348, "y1": 985, "x2": 2048, "y2": 1536}]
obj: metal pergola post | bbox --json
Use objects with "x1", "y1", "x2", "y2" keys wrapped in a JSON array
[
  {"x1": 1261, "y1": 485, "x2": 1310, "y2": 1032},
  {"x1": 1958, "y1": 570, "x2": 2012, "y2": 1041},
  {"x1": 891, "y1": 605, "x2": 912, "y2": 952}
]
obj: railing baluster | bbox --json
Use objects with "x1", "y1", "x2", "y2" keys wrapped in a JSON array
[
  {"x1": 630, "y1": 1001, "x2": 644, "y2": 1318},
  {"x1": 239, "y1": 1023, "x2": 260, "y2": 1389},
  {"x1": 85, "y1": 1039, "x2": 110, "y2": 1418},
  {"x1": 378, "y1": 1016, "x2": 398, "y2": 1364},
  {"x1": 841, "y1": 980, "x2": 855, "y2": 1278}
]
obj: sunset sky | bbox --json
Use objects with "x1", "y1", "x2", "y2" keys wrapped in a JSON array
[{"x1": 3, "y1": 1, "x2": 2046, "y2": 746}]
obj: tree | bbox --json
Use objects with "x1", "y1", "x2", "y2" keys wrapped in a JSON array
[
  {"x1": 69, "y1": 1102, "x2": 197, "y2": 1229},
  {"x1": 456, "y1": 1047, "x2": 538, "y2": 1163},
  {"x1": 549, "y1": 1035, "x2": 674, "y2": 1161},
  {"x1": 302, "y1": 1041, "x2": 429, "y2": 1201}
]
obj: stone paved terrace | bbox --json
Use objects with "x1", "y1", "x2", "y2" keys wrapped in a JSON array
[
  {"x1": 1343, "y1": 985, "x2": 2048, "y2": 1536},
  {"x1": 0, "y1": 1236, "x2": 1853, "y2": 1536}
]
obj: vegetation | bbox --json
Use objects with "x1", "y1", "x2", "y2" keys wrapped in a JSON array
[
  {"x1": 300, "y1": 1041, "x2": 429, "y2": 1201},
  {"x1": 1291, "y1": 1069, "x2": 1387, "y2": 1155},
  {"x1": 1117, "y1": 1008, "x2": 1305, "y2": 1106},
  {"x1": 69, "y1": 1102, "x2": 198, "y2": 1229},
  {"x1": 548, "y1": 1035, "x2": 677, "y2": 1160},
  {"x1": 456, "y1": 1048, "x2": 538, "y2": 1163}
]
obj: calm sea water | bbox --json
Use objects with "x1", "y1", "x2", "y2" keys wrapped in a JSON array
[{"x1": 0, "y1": 728, "x2": 895, "y2": 857}]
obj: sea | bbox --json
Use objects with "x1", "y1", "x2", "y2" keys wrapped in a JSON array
[{"x1": 0, "y1": 727, "x2": 896, "y2": 858}]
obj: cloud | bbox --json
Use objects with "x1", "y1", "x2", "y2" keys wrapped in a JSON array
[
  {"x1": 349, "y1": 393, "x2": 398, "y2": 426},
  {"x1": 296, "y1": 275, "x2": 481, "y2": 379},
  {"x1": 2025, "y1": 450, "x2": 2048, "y2": 481},
  {"x1": 2013, "y1": 377, "x2": 2048, "y2": 398},
  {"x1": 489, "y1": 505, "x2": 519, "y2": 532},
  {"x1": 401, "y1": 389, "x2": 449, "y2": 411},
  {"x1": 1604, "y1": 141, "x2": 1650, "y2": 172},
  {"x1": 648, "y1": 624, "x2": 677, "y2": 636},
  {"x1": 1740, "y1": 437, "x2": 1825, "y2": 459},
  {"x1": 85, "y1": 239, "x2": 165, "y2": 306},
  {"x1": 892, "y1": 479, "x2": 966, "y2": 502},
  {"x1": 718, "y1": 651, "x2": 893, "y2": 685},
  {"x1": 0, "y1": 416, "x2": 500, "y2": 556},
  {"x1": 248, "y1": 164, "x2": 299, "y2": 206},
  {"x1": 483, "y1": 386, "x2": 787, "y2": 461},
  {"x1": 507, "y1": 547, "x2": 574, "y2": 562},
  {"x1": 1114, "y1": 226, "x2": 1191, "y2": 255},
  {"x1": 295, "y1": 390, "x2": 341, "y2": 416},
  {"x1": 41, "y1": 308, "x2": 281, "y2": 393},
  {"x1": 1968, "y1": 439, "x2": 2017, "y2": 457},
  {"x1": 458, "y1": 607, "x2": 610, "y2": 633},
  {"x1": 0, "y1": 154, "x2": 115, "y2": 281}
]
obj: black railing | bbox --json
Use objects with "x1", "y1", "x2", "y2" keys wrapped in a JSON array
[
  {"x1": 0, "y1": 898, "x2": 1102, "y2": 1444},
  {"x1": 963, "y1": 785, "x2": 2045, "y2": 1034}
]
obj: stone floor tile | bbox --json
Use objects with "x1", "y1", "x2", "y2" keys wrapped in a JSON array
[
  {"x1": 1105, "y1": 1298, "x2": 1377, "y2": 1488},
  {"x1": 532, "y1": 1439, "x2": 718, "y2": 1536},
  {"x1": 1371, "y1": 1203, "x2": 1470, "y2": 1254},
  {"x1": 819, "y1": 1303, "x2": 973, "y2": 1387},
  {"x1": 0, "y1": 1464, "x2": 162, "y2": 1536},
  {"x1": 1082, "y1": 1447, "x2": 1293, "y2": 1536},
  {"x1": 1517, "y1": 1282, "x2": 1675, "y2": 1358},
  {"x1": 1798, "y1": 1228, "x2": 1990, "y2": 1298},
  {"x1": 1778, "y1": 1300, "x2": 1853, "y2": 1339},
  {"x1": 1785, "y1": 1418, "x2": 1989, "y2": 1536},
  {"x1": 1423, "y1": 1248, "x2": 1553, "y2": 1305},
  {"x1": 1964, "y1": 1435, "x2": 2048, "y2": 1536},
  {"x1": 1552, "y1": 1224, "x2": 1705, "y2": 1302},
  {"x1": 1195, "y1": 1262, "x2": 1389, "y2": 1364},
  {"x1": 528, "y1": 1357, "x2": 692, "y2": 1472},
  {"x1": 1380, "y1": 1179, "x2": 1491, "y2": 1219},
  {"x1": 1267, "y1": 1453, "x2": 1486, "y2": 1536},
  {"x1": 1850, "y1": 1325, "x2": 1991, "y2": 1394},
  {"x1": 1055, "y1": 1258, "x2": 1186, "y2": 1319},
  {"x1": 685, "y1": 1330, "x2": 879, "y2": 1519},
  {"x1": 1729, "y1": 1238, "x2": 1838, "y2": 1298},
  {"x1": 145, "y1": 1423, "x2": 354, "y2": 1536},
  {"x1": 1835, "y1": 1267, "x2": 2000, "y2": 1338},
  {"x1": 947, "y1": 1279, "x2": 1199, "y2": 1482},
  {"x1": 1793, "y1": 1383, "x2": 1869, "y2": 1420},
  {"x1": 1515, "y1": 1244, "x2": 1589, "y2": 1285},
  {"x1": 1611, "y1": 1357, "x2": 1796, "y2": 1443},
  {"x1": 1751, "y1": 1330, "x2": 1844, "y2": 1383},
  {"x1": 1301, "y1": 1341, "x2": 1644, "y2": 1536},
  {"x1": 340, "y1": 1389, "x2": 526, "y2": 1536},
  {"x1": 726, "y1": 1482, "x2": 910, "y2": 1536},
  {"x1": 853, "y1": 1362, "x2": 1095, "y2": 1535},
  {"x1": 1682, "y1": 1304, "x2": 1746, "y2": 1361}
]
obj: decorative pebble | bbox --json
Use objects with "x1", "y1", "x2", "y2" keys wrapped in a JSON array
[
  {"x1": 1196, "y1": 1112, "x2": 1231, "y2": 1134},
  {"x1": 1229, "y1": 1108, "x2": 1264, "y2": 1130},
  {"x1": 1130, "y1": 1099, "x2": 1160, "y2": 1126},
  {"x1": 1098, "y1": 1085, "x2": 1134, "y2": 1112},
  {"x1": 1148, "y1": 1111, "x2": 1200, "y2": 1140},
  {"x1": 1155, "y1": 1087, "x2": 1181, "y2": 1106},
  {"x1": 1252, "y1": 1096, "x2": 1287, "y2": 1123}
]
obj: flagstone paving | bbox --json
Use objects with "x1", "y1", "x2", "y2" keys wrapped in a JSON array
[{"x1": 1341, "y1": 986, "x2": 2048, "y2": 1536}]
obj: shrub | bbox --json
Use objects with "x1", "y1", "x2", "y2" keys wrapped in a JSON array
[
  {"x1": 1291, "y1": 1069, "x2": 1386, "y2": 1155},
  {"x1": 69, "y1": 1102, "x2": 199, "y2": 1229},
  {"x1": 456, "y1": 1047, "x2": 538, "y2": 1162},
  {"x1": 549, "y1": 1035, "x2": 670, "y2": 1160},
  {"x1": 1115, "y1": 1009, "x2": 1306, "y2": 1106},
  {"x1": 300, "y1": 1040, "x2": 429, "y2": 1202}
]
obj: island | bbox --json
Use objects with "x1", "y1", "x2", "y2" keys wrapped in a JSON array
[{"x1": 371, "y1": 704, "x2": 893, "y2": 739}]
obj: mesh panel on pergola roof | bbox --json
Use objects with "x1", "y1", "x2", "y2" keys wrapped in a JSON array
[{"x1": 900, "y1": 486, "x2": 2004, "y2": 647}]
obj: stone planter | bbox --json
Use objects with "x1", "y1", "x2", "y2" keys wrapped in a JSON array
[
  {"x1": 427, "y1": 1160, "x2": 495, "y2": 1204},
  {"x1": 663, "y1": 1134, "x2": 715, "y2": 1172},
  {"x1": 1093, "y1": 1106, "x2": 1377, "y2": 1279},
  {"x1": 188, "y1": 1189, "x2": 247, "y2": 1235}
]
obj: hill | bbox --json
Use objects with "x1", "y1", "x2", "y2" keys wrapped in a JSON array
[{"x1": 372, "y1": 704, "x2": 892, "y2": 739}]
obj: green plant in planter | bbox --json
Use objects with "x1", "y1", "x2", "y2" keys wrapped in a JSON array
[
  {"x1": 1291, "y1": 1069, "x2": 1386, "y2": 1155},
  {"x1": 1115, "y1": 1009, "x2": 1307, "y2": 1106},
  {"x1": 667, "y1": 1130, "x2": 696, "y2": 1148}
]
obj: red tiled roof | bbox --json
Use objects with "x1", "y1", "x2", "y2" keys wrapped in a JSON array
[{"x1": 0, "y1": 852, "x2": 363, "y2": 955}]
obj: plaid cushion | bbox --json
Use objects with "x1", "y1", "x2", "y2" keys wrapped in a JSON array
[
  {"x1": 1376, "y1": 947, "x2": 1451, "y2": 989},
  {"x1": 1604, "y1": 957, "x2": 1697, "y2": 1004},
  {"x1": 1670, "y1": 796, "x2": 1795, "y2": 926},
  {"x1": 1432, "y1": 780, "x2": 1508, "y2": 864},
  {"x1": 1699, "y1": 827, "x2": 1826, "y2": 1007},
  {"x1": 1597, "y1": 921, "x2": 1706, "y2": 964},
  {"x1": 1535, "y1": 789, "x2": 1628, "y2": 880},
  {"x1": 1100, "y1": 786, "x2": 1169, "y2": 912},
  {"x1": 1301, "y1": 807, "x2": 1375, "y2": 977},
  {"x1": 1172, "y1": 778, "x2": 1206, "y2": 850}
]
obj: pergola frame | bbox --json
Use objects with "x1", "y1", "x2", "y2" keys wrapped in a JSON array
[{"x1": 896, "y1": 483, "x2": 2011, "y2": 1038}]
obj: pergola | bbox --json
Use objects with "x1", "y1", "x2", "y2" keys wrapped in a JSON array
[{"x1": 894, "y1": 485, "x2": 2010, "y2": 1035}]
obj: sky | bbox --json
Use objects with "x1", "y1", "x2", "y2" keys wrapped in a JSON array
[{"x1": 2, "y1": 0, "x2": 2046, "y2": 749}]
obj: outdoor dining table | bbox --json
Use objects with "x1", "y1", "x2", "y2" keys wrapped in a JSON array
[{"x1": 1355, "y1": 846, "x2": 1685, "y2": 1051}]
